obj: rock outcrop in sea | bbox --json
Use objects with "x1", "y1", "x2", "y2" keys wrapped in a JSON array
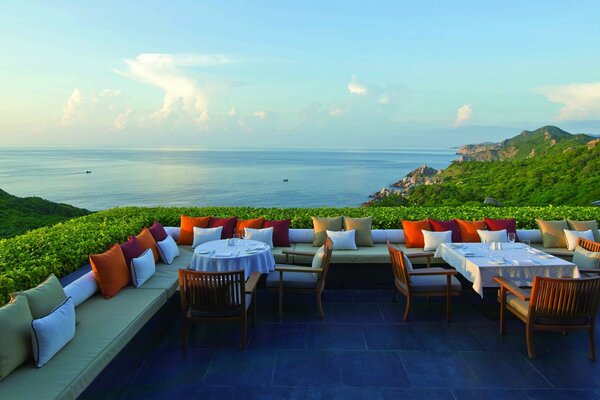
[{"x1": 365, "y1": 164, "x2": 441, "y2": 204}]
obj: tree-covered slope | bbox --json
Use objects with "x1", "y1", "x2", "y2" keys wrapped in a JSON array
[{"x1": 0, "y1": 189, "x2": 90, "y2": 238}]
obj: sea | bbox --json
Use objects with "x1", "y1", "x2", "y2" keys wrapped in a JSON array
[{"x1": 0, "y1": 148, "x2": 457, "y2": 211}]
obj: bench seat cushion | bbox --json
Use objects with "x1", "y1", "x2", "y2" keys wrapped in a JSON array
[
  {"x1": 530, "y1": 243, "x2": 574, "y2": 258},
  {"x1": 137, "y1": 246, "x2": 194, "y2": 297}
]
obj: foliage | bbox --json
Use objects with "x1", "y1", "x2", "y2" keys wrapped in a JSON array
[{"x1": 2, "y1": 205, "x2": 600, "y2": 304}]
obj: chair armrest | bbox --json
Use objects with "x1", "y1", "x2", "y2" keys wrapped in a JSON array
[
  {"x1": 494, "y1": 276, "x2": 530, "y2": 301},
  {"x1": 245, "y1": 271, "x2": 261, "y2": 293},
  {"x1": 405, "y1": 252, "x2": 434, "y2": 259},
  {"x1": 275, "y1": 265, "x2": 323, "y2": 273},
  {"x1": 281, "y1": 249, "x2": 316, "y2": 257},
  {"x1": 579, "y1": 269, "x2": 600, "y2": 274},
  {"x1": 409, "y1": 267, "x2": 458, "y2": 276}
]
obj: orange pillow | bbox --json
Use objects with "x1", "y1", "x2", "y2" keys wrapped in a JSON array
[
  {"x1": 402, "y1": 220, "x2": 431, "y2": 248},
  {"x1": 235, "y1": 217, "x2": 265, "y2": 237},
  {"x1": 136, "y1": 227, "x2": 160, "y2": 263},
  {"x1": 90, "y1": 245, "x2": 130, "y2": 299},
  {"x1": 456, "y1": 219, "x2": 487, "y2": 242},
  {"x1": 178, "y1": 215, "x2": 211, "y2": 245}
]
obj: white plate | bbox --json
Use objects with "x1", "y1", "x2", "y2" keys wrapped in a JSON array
[
  {"x1": 538, "y1": 254, "x2": 554, "y2": 259},
  {"x1": 488, "y1": 259, "x2": 505, "y2": 265},
  {"x1": 196, "y1": 250, "x2": 212, "y2": 254}
]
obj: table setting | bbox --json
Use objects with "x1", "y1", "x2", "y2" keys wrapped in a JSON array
[{"x1": 189, "y1": 239, "x2": 276, "y2": 276}]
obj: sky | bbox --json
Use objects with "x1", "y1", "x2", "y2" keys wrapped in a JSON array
[{"x1": 1, "y1": 1, "x2": 600, "y2": 149}]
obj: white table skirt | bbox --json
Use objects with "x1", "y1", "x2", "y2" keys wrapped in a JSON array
[
  {"x1": 434, "y1": 242, "x2": 580, "y2": 297},
  {"x1": 190, "y1": 239, "x2": 275, "y2": 277}
]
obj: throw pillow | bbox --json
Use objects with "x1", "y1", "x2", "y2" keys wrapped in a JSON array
[
  {"x1": 456, "y1": 219, "x2": 487, "y2": 242},
  {"x1": 572, "y1": 245, "x2": 600, "y2": 270},
  {"x1": 192, "y1": 226, "x2": 223, "y2": 249},
  {"x1": 477, "y1": 229, "x2": 508, "y2": 243},
  {"x1": 567, "y1": 220, "x2": 600, "y2": 242},
  {"x1": 178, "y1": 215, "x2": 211, "y2": 245},
  {"x1": 536, "y1": 219, "x2": 569, "y2": 248},
  {"x1": 90, "y1": 244, "x2": 130, "y2": 299},
  {"x1": 235, "y1": 217, "x2": 265, "y2": 238},
  {"x1": 422, "y1": 230, "x2": 452, "y2": 251},
  {"x1": 135, "y1": 227, "x2": 160, "y2": 263},
  {"x1": 0, "y1": 295, "x2": 32, "y2": 381},
  {"x1": 312, "y1": 216, "x2": 343, "y2": 247},
  {"x1": 148, "y1": 221, "x2": 169, "y2": 242},
  {"x1": 13, "y1": 273, "x2": 67, "y2": 320},
  {"x1": 63, "y1": 271, "x2": 98, "y2": 307},
  {"x1": 263, "y1": 219, "x2": 291, "y2": 247},
  {"x1": 343, "y1": 216, "x2": 374, "y2": 247},
  {"x1": 484, "y1": 218, "x2": 518, "y2": 240},
  {"x1": 31, "y1": 297, "x2": 76, "y2": 368},
  {"x1": 244, "y1": 227, "x2": 274, "y2": 248},
  {"x1": 209, "y1": 217, "x2": 237, "y2": 239},
  {"x1": 157, "y1": 235, "x2": 180, "y2": 265},
  {"x1": 130, "y1": 249, "x2": 156, "y2": 288},
  {"x1": 326, "y1": 229, "x2": 358, "y2": 250},
  {"x1": 564, "y1": 229, "x2": 594, "y2": 251},
  {"x1": 429, "y1": 219, "x2": 461, "y2": 242},
  {"x1": 119, "y1": 236, "x2": 144, "y2": 268},
  {"x1": 401, "y1": 220, "x2": 431, "y2": 248}
]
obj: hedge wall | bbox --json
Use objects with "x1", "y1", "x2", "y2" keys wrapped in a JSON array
[{"x1": 2, "y1": 205, "x2": 599, "y2": 304}]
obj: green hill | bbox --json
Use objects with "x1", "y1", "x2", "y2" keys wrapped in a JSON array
[{"x1": 0, "y1": 189, "x2": 91, "y2": 238}]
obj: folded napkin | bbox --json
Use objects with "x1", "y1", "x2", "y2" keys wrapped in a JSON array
[
  {"x1": 458, "y1": 249, "x2": 476, "y2": 256},
  {"x1": 511, "y1": 258, "x2": 539, "y2": 266},
  {"x1": 213, "y1": 251, "x2": 235, "y2": 258}
]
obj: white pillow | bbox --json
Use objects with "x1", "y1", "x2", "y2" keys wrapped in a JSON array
[
  {"x1": 422, "y1": 230, "x2": 452, "y2": 251},
  {"x1": 192, "y1": 226, "x2": 223, "y2": 249},
  {"x1": 130, "y1": 249, "x2": 156, "y2": 288},
  {"x1": 63, "y1": 271, "x2": 98, "y2": 307},
  {"x1": 564, "y1": 229, "x2": 594, "y2": 251},
  {"x1": 31, "y1": 297, "x2": 76, "y2": 368},
  {"x1": 478, "y1": 229, "x2": 508, "y2": 243},
  {"x1": 157, "y1": 235, "x2": 180, "y2": 264},
  {"x1": 244, "y1": 227, "x2": 274, "y2": 248},
  {"x1": 326, "y1": 229, "x2": 358, "y2": 250},
  {"x1": 311, "y1": 245, "x2": 325, "y2": 279},
  {"x1": 164, "y1": 226, "x2": 180, "y2": 241}
]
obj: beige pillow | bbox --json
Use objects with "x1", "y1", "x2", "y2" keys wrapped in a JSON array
[
  {"x1": 568, "y1": 220, "x2": 600, "y2": 242},
  {"x1": 572, "y1": 245, "x2": 600, "y2": 270},
  {"x1": 312, "y1": 216, "x2": 343, "y2": 246},
  {"x1": 536, "y1": 219, "x2": 568, "y2": 248},
  {"x1": 343, "y1": 216, "x2": 374, "y2": 247}
]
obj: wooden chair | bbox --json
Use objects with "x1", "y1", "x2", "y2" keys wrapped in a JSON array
[
  {"x1": 495, "y1": 275, "x2": 600, "y2": 359},
  {"x1": 577, "y1": 238, "x2": 600, "y2": 276},
  {"x1": 178, "y1": 269, "x2": 261, "y2": 350},
  {"x1": 265, "y1": 238, "x2": 333, "y2": 319},
  {"x1": 387, "y1": 241, "x2": 461, "y2": 322}
]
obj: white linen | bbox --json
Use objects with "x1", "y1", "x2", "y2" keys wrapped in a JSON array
[
  {"x1": 288, "y1": 229, "x2": 314, "y2": 243},
  {"x1": 564, "y1": 229, "x2": 594, "y2": 251},
  {"x1": 326, "y1": 229, "x2": 358, "y2": 250},
  {"x1": 63, "y1": 271, "x2": 98, "y2": 307},
  {"x1": 244, "y1": 227, "x2": 274, "y2": 248},
  {"x1": 422, "y1": 230, "x2": 452, "y2": 251},
  {"x1": 157, "y1": 235, "x2": 179, "y2": 264},
  {"x1": 192, "y1": 226, "x2": 223, "y2": 249},
  {"x1": 130, "y1": 249, "x2": 156, "y2": 288},
  {"x1": 190, "y1": 239, "x2": 276, "y2": 276},
  {"x1": 31, "y1": 297, "x2": 76, "y2": 368},
  {"x1": 164, "y1": 226, "x2": 180, "y2": 241},
  {"x1": 477, "y1": 229, "x2": 508, "y2": 243},
  {"x1": 435, "y1": 242, "x2": 579, "y2": 297}
]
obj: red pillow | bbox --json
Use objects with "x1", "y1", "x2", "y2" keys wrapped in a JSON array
[
  {"x1": 235, "y1": 217, "x2": 265, "y2": 238},
  {"x1": 209, "y1": 217, "x2": 238, "y2": 239},
  {"x1": 178, "y1": 215, "x2": 211, "y2": 245},
  {"x1": 263, "y1": 219, "x2": 290, "y2": 247},
  {"x1": 455, "y1": 219, "x2": 487, "y2": 242},
  {"x1": 484, "y1": 218, "x2": 518, "y2": 240},
  {"x1": 401, "y1": 220, "x2": 431, "y2": 248},
  {"x1": 90, "y1": 245, "x2": 130, "y2": 299},
  {"x1": 119, "y1": 236, "x2": 144, "y2": 267},
  {"x1": 148, "y1": 221, "x2": 168, "y2": 242},
  {"x1": 429, "y1": 219, "x2": 461, "y2": 243}
]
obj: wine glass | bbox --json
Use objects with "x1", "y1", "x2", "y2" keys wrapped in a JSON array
[{"x1": 508, "y1": 232, "x2": 516, "y2": 244}]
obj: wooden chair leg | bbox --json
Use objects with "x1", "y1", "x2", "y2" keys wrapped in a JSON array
[
  {"x1": 526, "y1": 323, "x2": 535, "y2": 359},
  {"x1": 316, "y1": 291, "x2": 324, "y2": 319},
  {"x1": 403, "y1": 295, "x2": 411, "y2": 322}
]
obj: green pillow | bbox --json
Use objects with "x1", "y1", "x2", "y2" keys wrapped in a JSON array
[
  {"x1": 573, "y1": 246, "x2": 600, "y2": 270},
  {"x1": 13, "y1": 274, "x2": 67, "y2": 319},
  {"x1": 536, "y1": 219, "x2": 568, "y2": 248},
  {"x1": 343, "y1": 216, "x2": 374, "y2": 247},
  {"x1": 0, "y1": 295, "x2": 33, "y2": 381},
  {"x1": 568, "y1": 220, "x2": 600, "y2": 242},
  {"x1": 312, "y1": 216, "x2": 343, "y2": 247}
]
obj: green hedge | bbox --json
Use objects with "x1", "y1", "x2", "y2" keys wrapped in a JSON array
[{"x1": 1, "y1": 205, "x2": 599, "y2": 304}]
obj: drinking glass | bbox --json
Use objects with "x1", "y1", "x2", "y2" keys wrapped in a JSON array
[{"x1": 508, "y1": 232, "x2": 516, "y2": 244}]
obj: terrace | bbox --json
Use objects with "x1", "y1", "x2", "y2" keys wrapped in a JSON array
[{"x1": 80, "y1": 287, "x2": 600, "y2": 400}]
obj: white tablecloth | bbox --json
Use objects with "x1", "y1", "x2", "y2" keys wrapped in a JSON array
[
  {"x1": 434, "y1": 242, "x2": 580, "y2": 297},
  {"x1": 190, "y1": 239, "x2": 275, "y2": 276}
]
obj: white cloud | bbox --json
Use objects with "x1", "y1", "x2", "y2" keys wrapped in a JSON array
[
  {"x1": 329, "y1": 108, "x2": 346, "y2": 117},
  {"x1": 228, "y1": 106, "x2": 237, "y2": 117},
  {"x1": 114, "y1": 108, "x2": 133, "y2": 130},
  {"x1": 99, "y1": 89, "x2": 122, "y2": 97},
  {"x1": 254, "y1": 110, "x2": 268, "y2": 119},
  {"x1": 536, "y1": 82, "x2": 600, "y2": 121},
  {"x1": 453, "y1": 104, "x2": 473, "y2": 127},
  {"x1": 348, "y1": 75, "x2": 368, "y2": 95},
  {"x1": 60, "y1": 88, "x2": 83, "y2": 125}
]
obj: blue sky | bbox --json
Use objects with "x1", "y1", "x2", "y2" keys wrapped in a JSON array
[{"x1": 1, "y1": 1, "x2": 599, "y2": 149}]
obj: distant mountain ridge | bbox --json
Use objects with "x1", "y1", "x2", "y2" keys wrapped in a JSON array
[{"x1": 0, "y1": 189, "x2": 90, "y2": 238}]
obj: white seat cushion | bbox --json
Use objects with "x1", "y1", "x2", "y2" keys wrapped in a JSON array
[
  {"x1": 409, "y1": 270, "x2": 462, "y2": 292},
  {"x1": 266, "y1": 269, "x2": 318, "y2": 289}
]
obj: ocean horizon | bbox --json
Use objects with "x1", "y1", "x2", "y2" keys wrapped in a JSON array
[{"x1": 0, "y1": 147, "x2": 456, "y2": 211}]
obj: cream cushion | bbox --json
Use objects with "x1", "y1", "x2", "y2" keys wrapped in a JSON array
[
  {"x1": 536, "y1": 220, "x2": 569, "y2": 248},
  {"x1": 478, "y1": 229, "x2": 508, "y2": 243},
  {"x1": 563, "y1": 229, "x2": 594, "y2": 251},
  {"x1": 422, "y1": 230, "x2": 452, "y2": 251},
  {"x1": 326, "y1": 230, "x2": 358, "y2": 250}
]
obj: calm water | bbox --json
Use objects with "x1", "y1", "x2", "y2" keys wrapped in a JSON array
[{"x1": 0, "y1": 148, "x2": 456, "y2": 210}]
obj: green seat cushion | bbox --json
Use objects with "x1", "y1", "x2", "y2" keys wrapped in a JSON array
[
  {"x1": 573, "y1": 246, "x2": 600, "y2": 270},
  {"x1": 530, "y1": 243, "x2": 574, "y2": 258},
  {"x1": 266, "y1": 269, "x2": 318, "y2": 289},
  {"x1": 0, "y1": 288, "x2": 166, "y2": 400},
  {"x1": 408, "y1": 271, "x2": 461, "y2": 292},
  {"x1": 506, "y1": 293, "x2": 530, "y2": 317},
  {"x1": 0, "y1": 295, "x2": 32, "y2": 381},
  {"x1": 15, "y1": 274, "x2": 67, "y2": 319}
]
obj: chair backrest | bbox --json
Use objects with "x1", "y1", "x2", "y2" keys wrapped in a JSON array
[
  {"x1": 579, "y1": 238, "x2": 600, "y2": 253},
  {"x1": 178, "y1": 269, "x2": 246, "y2": 314},
  {"x1": 316, "y1": 238, "x2": 334, "y2": 289},
  {"x1": 387, "y1": 241, "x2": 411, "y2": 290},
  {"x1": 529, "y1": 275, "x2": 600, "y2": 323}
]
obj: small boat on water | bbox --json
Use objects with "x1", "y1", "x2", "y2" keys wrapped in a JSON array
[
  {"x1": 283, "y1": 179, "x2": 288, "y2": 182},
  {"x1": 86, "y1": 171, "x2": 92, "y2": 174}
]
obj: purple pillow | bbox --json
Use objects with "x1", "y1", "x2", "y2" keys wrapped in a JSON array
[
  {"x1": 119, "y1": 236, "x2": 144, "y2": 267},
  {"x1": 429, "y1": 219, "x2": 461, "y2": 243},
  {"x1": 149, "y1": 221, "x2": 168, "y2": 242},
  {"x1": 484, "y1": 218, "x2": 518, "y2": 240},
  {"x1": 209, "y1": 217, "x2": 238, "y2": 239},
  {"x1": 263, "y1": 219, "x2": 290, "y2": 247}
]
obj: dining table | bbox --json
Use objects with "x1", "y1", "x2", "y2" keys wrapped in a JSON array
[
  {"x1": 189, "y1": 238, "x2": 276, "y2": 277},
  {"x1": 434, "y1": 242, "x2": 580, "y2": 297}
]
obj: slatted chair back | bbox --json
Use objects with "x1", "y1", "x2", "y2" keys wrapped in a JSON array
[
  {"x1": 529, "y1": 276, "x2": 600, "y2": 323},
  {"x1": 387, "y1": 241, "x2": 411, "y2": 292},
  {"x1": 179, "y1": 269, "x2": 246, "y2": 314},
  {"x1": 579, "y1": 238, "x2": 600, "y2": 253},
  {"x1": 316, "y1": 238, "x2": 334, "y2": 291}
]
